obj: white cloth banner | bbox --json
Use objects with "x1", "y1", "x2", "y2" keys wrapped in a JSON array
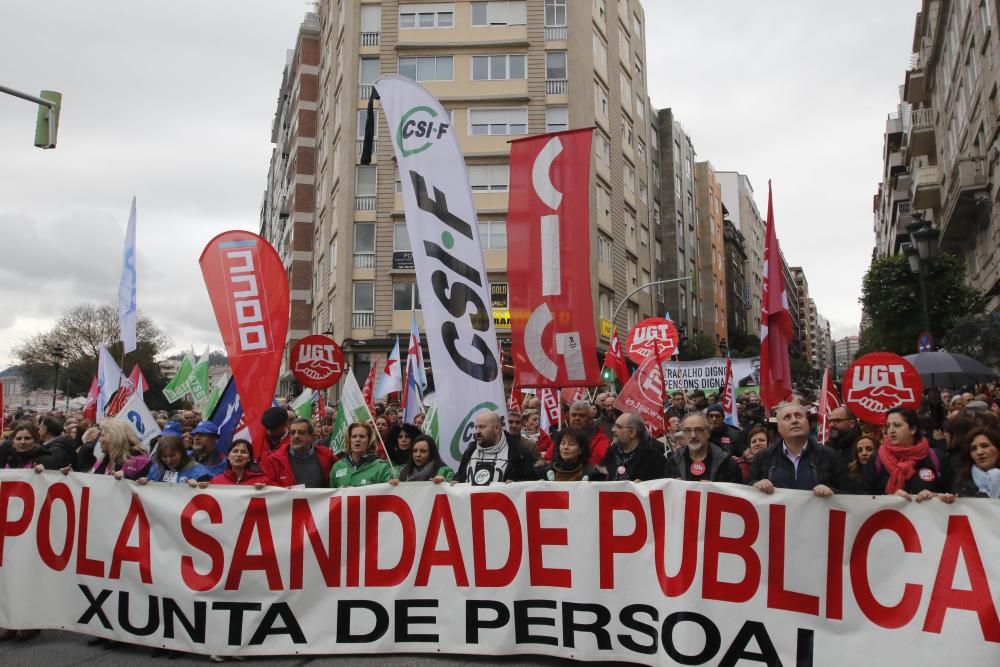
[
  {"x1": 117, "y1": 196, "x2": 138, "y2": 354},
  {"x1": 113, "y1": 390, "x2": 162, "y2": 445},
  {"x1": 662, "y1": 356, "x2": 761, "y2": 392},
  {"x1": 375, "y1": 75, "x2": 506, "y2": 468},
  {"x1": 2, "y1": 472, "x2": 1000, "y2": 663}
]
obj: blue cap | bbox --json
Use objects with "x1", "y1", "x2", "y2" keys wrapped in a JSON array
[
  {"x1": 162, "y1": 421, "x2": 184, "y2": 436},
  {"x1": 191, "y1": 421, "x2": 220, "y2": 437}
]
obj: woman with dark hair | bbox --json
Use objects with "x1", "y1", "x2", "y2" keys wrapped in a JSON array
[
  {"x1": 392, "y1": 434, "x2": 454, "y2": 483},
  {"x1": 848, "y1": 433, "x2": 879, "y2": 482},
  {"x1": 862, "y1": 407, "x2": 955, "y2": 502},
  {"x1": 542, "y1": 427, "x2": 604, "y2": 482},
  {"x1": 942, "y1": 415, "x2": 975, "y2": 454},
  {"x1": 0, "y1": 421, "x2": 65, "y2": 472},
  {"x1": 385, "y1": 423, "x2": 422, "y2": 466},
  {"x1": 953, "y1": 427, "x2": 1000, "y2": 498},
  {"x1": 138, "y1": 436, "x2": 213, "y2": 485},
  {"x1": 733, "y1": 425, "x2": 770, "y2": 482},
  {"x1": 205, "y1": 439, "x2": 272, "y2": 488}
]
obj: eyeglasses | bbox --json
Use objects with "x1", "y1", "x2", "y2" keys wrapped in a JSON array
[{"x1": 682, "y1": 427, "x2": 707, "y2": 434}]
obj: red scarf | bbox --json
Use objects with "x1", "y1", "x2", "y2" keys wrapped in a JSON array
[{"x1": 878, "y1": 436, "x2": 930, "y2": 495}]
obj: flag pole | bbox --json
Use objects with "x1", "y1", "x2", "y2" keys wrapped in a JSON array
[{"x1": 654, "y1": 338, "x2": 667, "y2": 435}]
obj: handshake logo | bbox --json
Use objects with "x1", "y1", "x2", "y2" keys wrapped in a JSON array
[
  {"x1": 846, "y1": 364, "x2": 914, "y2": 413},
  {"x1": 294, "y1": 344, "x2": 342, "y2": 382}
]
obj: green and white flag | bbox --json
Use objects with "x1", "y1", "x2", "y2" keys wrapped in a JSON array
[
  {"x1": 330, "y1": 371, "x2": 374, "y2": 454},
  {"x1": 189, "y1": 347, "x2": 211, "y2": 405},
  {"x1": 290, "y1": 387, "x2": 315, "y2": 420},
  {"x1": 162, "y1": 354, "x2": 195, "y2": 403},
  {"x1": 202, "y1": 372, "x2": 228, "y2": 418}
]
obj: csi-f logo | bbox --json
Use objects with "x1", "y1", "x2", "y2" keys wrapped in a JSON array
[
  {"x1": 223, "y1": 244, "x2": 272, "y2": 354},
  {"x1": 397, "y1": 105, "x2": 449, "y2": 157}
]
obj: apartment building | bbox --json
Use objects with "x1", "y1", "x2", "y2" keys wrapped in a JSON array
[
  {"x1": 310, "y1": 0, "x2": 659, "y2": 382},
  {"x1": 723, "y1": 218, "x2": 749, "y2": 343},
  {"x1": 695, "y1": 161, "x2": 727, "y2": 351},
  {"x1": 260, "y1": 13, "x2": 321, "y2": 396},
  {"x1": 876, "y1": 0, "x2": 999, "y2": 314},
  {"x1": 834, "y1": 335, "x2": 860, "y2": 378},
  {"x1": 717, "y1": 171, "x2": 765, "y2": 337}
]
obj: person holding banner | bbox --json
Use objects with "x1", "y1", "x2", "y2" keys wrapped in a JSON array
[
  {"x1": 207, "y1": 439, "x2": 272, "y2": 488},
  {"x1": 85, "y1": 420, "x2": 151, "y2": 480},
  {"x1": 138, "y1": 435, "x2": 213, "y2": 485},
  {"x1": 750, "y1": 402, "x2": 856, "y2": 496},
  {"x1": 263, "y1": 418, "x2": 336, "y2": 488},
  {"x1": 455, "y1": 411, "x2": 536, "y2": 485},
  {"x1": 189, "y1": 421, "x2": 226, "y2": 478},
  {"x1": 542, "y1": 427, "x2": 605, "y2": 482},
  {"x1": 261, "y1": 406, "x2": 291, "y2": 455},
  {"x1": 602, "y1": 412, "x2": 668, "y2": 482},
  {"x1": 0, "y1": 422, "x2": 66, "y2": 472},
  {"x1": 862, "y1": 407, "x2": 956, "y2": 502},
  {"x1": 666, "y1": 413, "x2": 743, "y2": 483},
  {"x1": 329, "y1": 422, "x2": 393, "y2": 488},
  {"x1": 391, "y1": 434, "x2": 454, "y2": 483}
]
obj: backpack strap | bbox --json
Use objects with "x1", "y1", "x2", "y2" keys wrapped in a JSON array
[{"x1": 927, "y1": 447, "x2": 941, "y2": 476}]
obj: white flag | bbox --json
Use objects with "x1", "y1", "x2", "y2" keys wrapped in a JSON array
[
  {"x1": 375, "y1": 75, "x2": 506, "y2": 469},
  {"x1": 114, "y1": 390, "x2": 162, "y2": 445},
  {"x1": 97, "y1": 344, "x2": 124, "y2": 424},
  {"x1": 117, "y1": 197, "x2": 138, "y2": 354},
  {"x1": 330, "y1": 372, "x2": 375, "y2": 453}
]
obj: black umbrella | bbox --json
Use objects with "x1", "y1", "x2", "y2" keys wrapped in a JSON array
[{"x1": 903, "y1": 350, "x2": 998, "y2": 388}]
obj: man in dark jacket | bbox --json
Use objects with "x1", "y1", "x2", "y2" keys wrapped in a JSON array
[
  {"x1": 750, "y1": 402, "x2": 858, "y2": 495},
  {"x1": 667, "y1": 413, "x2": 742, "y2": 483},
  {"x1": 455, "y1": 411, "x2": 536, "y2": 485},
  {"x1": 38, "y1": 416, "x2": 78, "y2": 470},
  {"x1": 602, "y1": 412, "x2": 667, "y2": 482},
  {"x1": 705, "y1": 403, "x2": 744, "y2": 457},
  {"x1": 825, "y1": 406, "x2": 861, "y2": 464}
]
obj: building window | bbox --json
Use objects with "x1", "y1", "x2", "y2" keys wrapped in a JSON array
[
  {"x1": 594, "y1": 0, "x2": 606, "y2": 22},
  {"x1": 639, "y1": 181, "x2": 647, "y2": 204},
  {"x1": 632, "y1": 12, "x2": 642, "y2": 36},
  {"x1": 471, "y1": 1, "x2": 527, "y2": 26},
  {"x1": 624, "y1": 163, "x2": 635, "y2": 193},
  {"x1": 981, "y1": 0, "x2": 991, "y2": 33},
  {"x1": 592, "y1": 32, "x2": 608, "y2": 70},
  {"x1": 627, "y1": 257, "x2": 638, "y2": 287},
  {"x1": 468, "y1": 163, "x2": 510, "y2": 191},
  {"x1": 394, "y1": 222, "x2": 411, "y2": 251},
  {"x1": 361, "y1": 5, "x2": 382, "y2": 33},
  {"x1": 595, "y1": 81, "x2": 609, "y2": 118},
  {"x1": 599, "y1": 291, "x2": 613, "y2": 320},
  {"x1": 356, "y1": 109, "x2": 377, "y2": 152},
  {"x1": 546, "y1": 106, "x2": 568, "y2": 132},
  {"x1": 393, "y1": 282, "x2": 421, "y2": 310},
  {"x1": 619, "y1": 71, "x2": 632, "y2": 109},
  {"x1": 545, "y1": 0, "x2": 566, "y2": 26},
  {"x1": 597, "y1": 183, "x2": 611, "y2": 221},
  {"x1": 595, "y1": 131, "x2": 610, "y2": 166},
  {"x1": 398, "y1": 56, "x2": 453, "y2": 81},
  {"x1": 355, "y1": 165, "x2": 376, "y2": 209},
  {"x1": 360, "y1": 57, "x2": 379, "y2": 84},
  {"x1": 478, "y1": 220, "x2": 508, "y2": 249},
  {"x1": 472, "y1": 54, "x2": 526, "y2": 80},
  {"x1": 353, "y1": 222, "x2": 375, "y2": 267},
  {"x1": 635, "y1": 93, "x2": 644, "y2": 121},
  {"x1": 636, "y1": 138, "x2": 645, "y2": 162},
  {"x1": 352, "y1": 281, "x2": 374, "y2": 327},
  {"x1": 622, "y1": 119, "x2": 633, "y2": 148},
  {"x1": 618, "y1": 25, "x2": 630, "y2": 65},
  {"x1": 626, "y1": 208, "x2": 636, "y2": 240},
  {"x1": 641, "y1": 224, "x2": 649, "y2": 247},
  {"x1": 598, "y1": 233, "x2": 613, "y2": 267},
  {"x1": 469, "y1": 108, "x2": 527, "y2": 135},
  {"x1": 546, "y1": 51, "x2": 568, "y2": 80},
  {"x1": 399, "y1": 4, "x2": 454, "y2": 29},
  {"x1": 634, "y1": 57, "x2": 643, "y2": 82}
]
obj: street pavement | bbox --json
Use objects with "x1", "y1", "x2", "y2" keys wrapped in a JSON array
[{"x1": 1, "y1": 630, "x2": 627, "y2": 666}]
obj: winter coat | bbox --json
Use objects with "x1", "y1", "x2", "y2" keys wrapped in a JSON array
[
  {"x1": 600, "y1": 439, "x2": 668, "y2": 482},
  {"x1": 147, "y1": 459, "x2": 214, "y2": 484},
  {"x1": 666, "y1": 443, "x2": 744, "y2": 483},
  {"x1": 262, "y1": 443, "x2": 337, "y2": 488},
  {"x1": 454, "y1": 432, "x2": 537, "y2": 483},
  {"x1": 41, "y1": 435, "x2": 78, "y2": 470},
  {"x1": 861, "y1": 446, "x2": 953, "y2": 496},
  {"x1": 329, "y1": 454, "x2": 394, "y2": 488},
  {"x1": 0, "y1": 443, "x2": 64, "y2": 470},
  {"x1": 211, "y1": 466, "x2": 274, "y2": 486},
  {"x1": 91, "y1": 450, "x2": 152, "y2": 480},
  {"x1": 749, "y1": 438, "x2": 859, "y2": 493},
  {"x1": 709, "y1": 424, "x2": 745, "y2": 457}
]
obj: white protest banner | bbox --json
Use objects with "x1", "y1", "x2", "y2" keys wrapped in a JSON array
[
  {"x1": 2, "y1": 471, "x2": 1000, "y2": 664},
  {"x1": 113, "y1": 390, "x2": 161, "y2": 445},
  {"x1": 662, "y1": 356, "x2": 761, "y2": 393},
  {"x1": 374, "y1": 75, "x2": 506, "y2": 468}
]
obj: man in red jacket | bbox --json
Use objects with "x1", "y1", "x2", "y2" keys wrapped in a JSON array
[
  {"x1": 261, "y1": 418, "x2": 336, "y2": 488},
  {"x1": 543, "y1": 400, "x2": 611, "y2": 466}
]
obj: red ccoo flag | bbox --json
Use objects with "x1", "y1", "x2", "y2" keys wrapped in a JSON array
[
  {"x1": 82, "y1": 376, "x2": 100, "y2": 421},
  {"x1": 603, "y1": 326, "x2": 631, "y2": 384},
  {"x1": 759, "y1": 181, "x2": 794, "y2": 411}
]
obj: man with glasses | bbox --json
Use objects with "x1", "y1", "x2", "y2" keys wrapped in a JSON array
[
  {"x1": 262, "y1": 418, "x2": 336, "y2": 488},
  {"x1": 666, "y1": 413, "x2": 742, "y2": 483},
  {"x1": 825, "y1": 406, "x2": 861, "y2": 464},
  {"x1": 601, "y1": 412, "x2": 667, "y2": 482},
  {"x1": 705, "y1": 403, "x2": 744, "y2": 456}
]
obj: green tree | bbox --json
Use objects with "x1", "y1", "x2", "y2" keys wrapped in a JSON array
[
  {"x1": 941, "y1": 313, "x2": 1000, "y2": 368},
  {"x1": 859, "y1": 252, "x2": 983, "y2": 355},
  {"x1": 728, "y1": 331, "x2": 760, "y2": 358},
  {"x1": 13, "y1": 303, "x2": 173, "y2": 408},
  {"x1": 678, "y1": 333, "x2": 718, "y2": 360}
]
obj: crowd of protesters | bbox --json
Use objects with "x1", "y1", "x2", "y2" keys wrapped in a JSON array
[{"x1": 2, "y1": 381, "x2": 1000, "y2": 652}]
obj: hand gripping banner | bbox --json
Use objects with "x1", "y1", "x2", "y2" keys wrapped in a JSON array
[
  {"x1": 508, "y1": 128, "x2": 601, "y2": 388},
  {"x1": 374, "y1": 75, "x2": 507, "y2": 467},
  {"x1": 200, "y1": 231, "x2": 289, "y2": 460}
]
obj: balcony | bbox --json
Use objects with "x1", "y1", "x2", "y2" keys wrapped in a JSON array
[
  {"x1": 941, "y1": 157, "x2": 990, "y2": 244},
  {"x1": 352, "y1": 312, "x2": 374, "y2": 329},
  {"x1": 907, "y1": 107, "x2": 935, "y2": 158},
  {"x1": 361, "y1": 31, "x2": 379, "y2": 47},
  {"x1": 353, "y1": 252, "x2": 375, "y2": 269},
  {"x1": 359, "y1": 84, "x2": 374, "y2": 100},
  {"x1": 904, "y1": 54, "x2": 929, "y2": 105},
  {"x1": 546, "y1": 79, "x2": 567, "y2": 95},
  {"x1": 910, "y1": 164, "x2": 941, "y2": 210},
  {"x1": 544, "y1": 26, "x2": 567, "y2": 41},
  {"x1": 355, "y1": 195, "x2": 376, "y2": 211}
]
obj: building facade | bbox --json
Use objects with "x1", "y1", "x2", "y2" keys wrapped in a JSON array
[
  {"x1": 722, "y1": 217, "x2": 749, "y2": 345},
  {"x1": 695, "y1": 161, "x2": 728, "y2": 352},
  {"x1": 311, "y1": 0, "x2": 660, "y2": 383},
  {"x1": 260, "y1": 13, "x2": 321, "y2": 396},
  {"x1": 717, "y1": 171, "x2": 764, "y2": 337},
  {"x1": 834, "y1": 335, "x2": 860, "y2": 378}
]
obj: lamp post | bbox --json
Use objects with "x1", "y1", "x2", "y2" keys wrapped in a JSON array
[
  {"x1": 609, "y1": 275, "x2": 694, "y2": 330},
  {"x1": 48, "y1": 344, "x2": 65, "y2": 410},
  {"x1": 902, "y1": 213, "x2": 940, "y2": 343}
]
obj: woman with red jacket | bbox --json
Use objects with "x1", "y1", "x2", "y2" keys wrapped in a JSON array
[{"x1": 206, "y1": 440, "x2": 273, "y2": 488}]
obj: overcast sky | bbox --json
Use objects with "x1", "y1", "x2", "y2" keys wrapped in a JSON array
[{"x1": 0, "y1": 0, "x2": 918, "y2": 371}]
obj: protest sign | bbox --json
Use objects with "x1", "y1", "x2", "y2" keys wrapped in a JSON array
[
  {"x1": 661, "y1": 356, "x2": 760, "y2": 393},
  {"x1": 842, "y1": 352, "x2": 922, "y2": 425}
]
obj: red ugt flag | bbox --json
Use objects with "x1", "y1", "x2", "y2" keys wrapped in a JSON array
[
  {"x1": 82, "y1": 376, "x2": 100, "y2": 421},
  {"x1": 603, "y1": 326, "x2": 631, "y2": 384},
  {"x1": 759, "y1": 181, "x2": 793, "y2": 411}
]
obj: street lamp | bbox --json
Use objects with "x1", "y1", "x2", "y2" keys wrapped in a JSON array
[
  {"x1": 48, "y1": 344, "x2": 65, "y2": 410},
  {"x1": 903, "y1": 213, "x2": 940, "y2": 343}
]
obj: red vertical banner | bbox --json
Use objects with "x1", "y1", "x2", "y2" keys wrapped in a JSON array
[
  {"x1": 508, "y1": 128, "x2": 601, "y2": 388},
  {"x1": 200, "y1": 231, "x2": 289, "y2": 461}
]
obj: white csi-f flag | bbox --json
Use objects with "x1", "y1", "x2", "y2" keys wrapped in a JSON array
[
  {"x1": 117, "y1": 197, "x2": 138, "y2": 354},
  {"x1": 97, "y1": 344, "x2": 124, "y2": 423},
  {"x1": 114, "y1": 390, "x2": 162, "y2": 446},
  {"x1": 373, "y1": 75, "x2": 507, "y2": 468}
]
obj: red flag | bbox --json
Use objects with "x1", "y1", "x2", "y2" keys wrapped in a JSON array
[
  {"x1": 603, "y1": 326, "x2": 631, "y2": 384},
  {"x1": 82, "y1": 376, "x2": 99, "y2": 421},
  {"x1": 508, "y1": 385, "x2": 524, "y2": 412},
  {"x1": 538, "y1": 388, "x2": 561, "y2": 432},
  {"x1": 613, "y1": 356, "x2": 666, "y2": 437},
  {"x1": 509, "y1": 128, "x2": 601, "y2": 388},
  {"x1": 759, "y1": 182, "x2": 793, "y2": 411},
  {"x1": 361, "y1": 365, "x2": 377, "y2": 412},
  {"x1": 817, "y1": 367, "x2": 840, "y2": 444},
  {"x1": 129, "y1": 365, "x2": 150, "y2": 394},
  {"x1": 200, "y1": 231, "x2": 289, "y2": 461}
]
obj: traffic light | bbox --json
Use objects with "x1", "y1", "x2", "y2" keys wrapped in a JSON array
[
  {"x1": 601, "y1": 366, "x2": 615, "y2": 384},
  {"x1": 34, "y1": 90, "x2": 61, "y2": 149}
]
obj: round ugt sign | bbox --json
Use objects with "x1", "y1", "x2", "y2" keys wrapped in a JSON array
[
  {"x1": 290, "y1": 335, "x2": 345, "y2": 389},
  {"x1": 842, "y1": 352, "x2": 922, "y2": 425},
  {"x1": 625, "y1": 318, "x2": 679, "y2": 365}
]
